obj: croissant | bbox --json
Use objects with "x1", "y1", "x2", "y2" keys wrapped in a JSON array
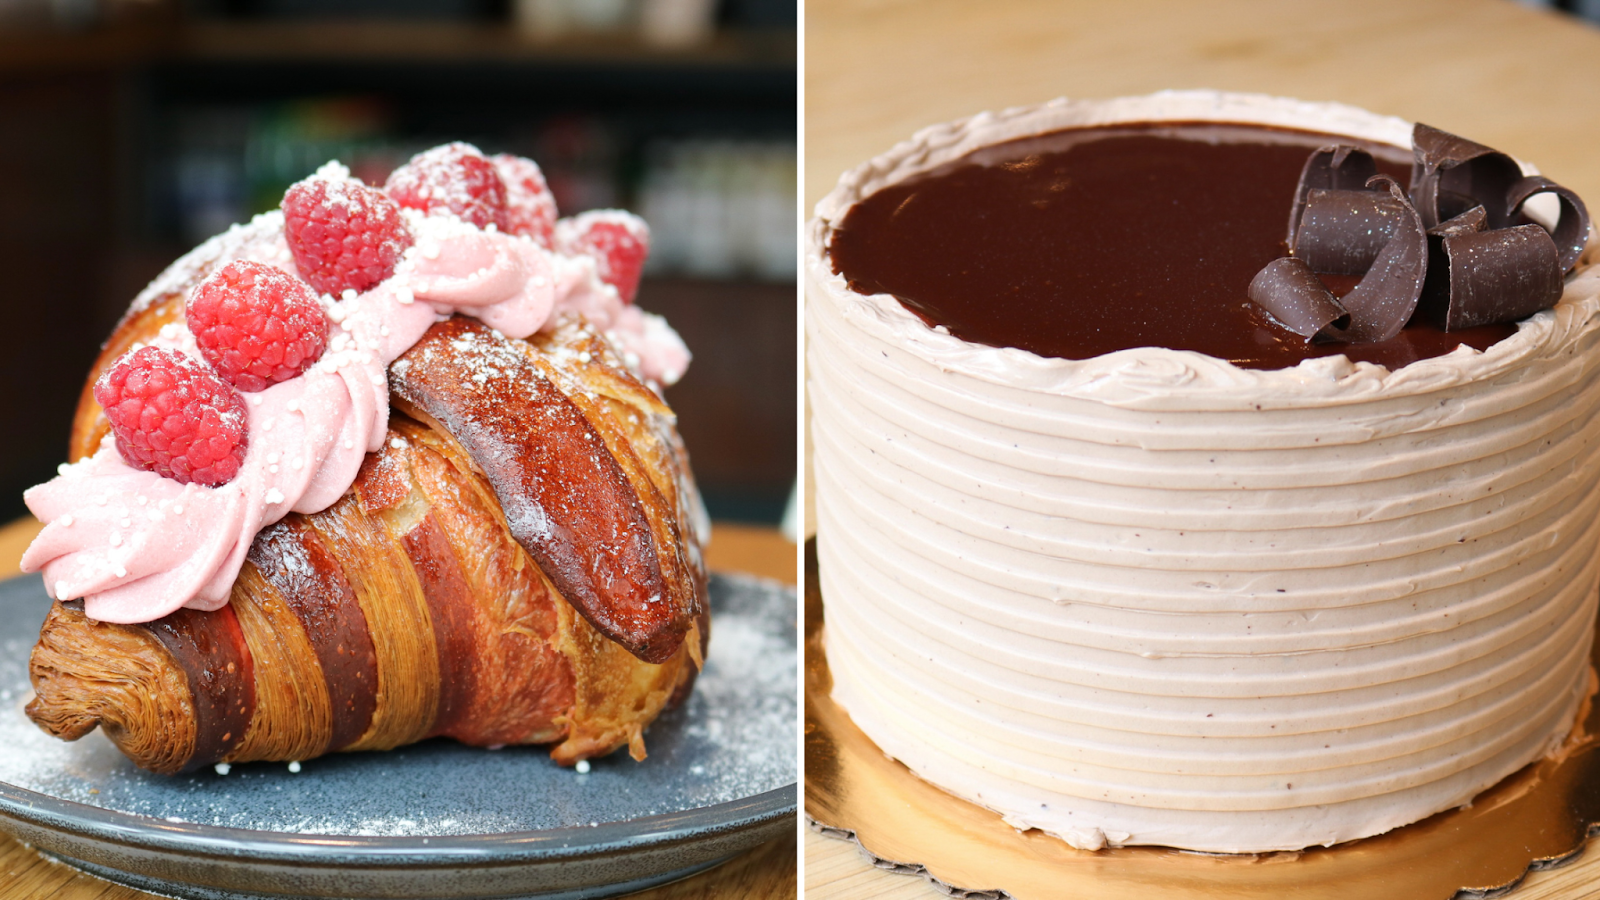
[{"x1": 26, "y1": 278, "x2": 708, "y2": 773}]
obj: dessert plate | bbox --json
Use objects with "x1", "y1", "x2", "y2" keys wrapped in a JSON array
[
  {"x1": 804, "y1": 541, "x2": 1600, "y2": 900},
  {"x1": 0, "y1": 571, "x2": 796, "y2": 900}
]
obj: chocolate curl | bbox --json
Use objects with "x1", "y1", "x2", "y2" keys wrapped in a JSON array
[
  {"x1": 1410, "y1": 123, "x2": 1524, "y2": 230},
  {"x1": 1507, "y1": 175, "x2": 1591, "y2": 273},
  {"x1": 1287, "y1": 145, "x2": 1378, "y2": 247},
  {"x1": 1425, "y1": 225, "x2": 1563, "y2": 332},
  {"x1": 1429, "y1": 205, "x2": 1488, "y2": 239},
  {"x1": 1248, "y1": 257, "x2": 1349, "y2": 340},
  {"x1": 1293, "y1": 188, "x2": 1405, "y2": 275},
  {"x1": 1317, "y1": 176, "x2": 1429, "y2": 344}
]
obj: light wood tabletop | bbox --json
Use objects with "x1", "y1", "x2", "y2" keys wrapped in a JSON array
[
  {"x1": 0, "y1": 517, "x2": 797, "y2": 900},
  {"x1": 804, "y1": 0, "x2": 1600, "y2": 897}
]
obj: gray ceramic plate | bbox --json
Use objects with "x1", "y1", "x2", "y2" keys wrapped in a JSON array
[{"x1": 0, "y1": 571, "x2": 797, "y2": 900}]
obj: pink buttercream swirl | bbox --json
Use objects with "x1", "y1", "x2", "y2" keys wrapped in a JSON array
[{"x1": 22, "y1": 213, "x2": 689, "y2": 624}]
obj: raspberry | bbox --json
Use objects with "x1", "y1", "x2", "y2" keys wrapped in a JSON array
[
  {"x1": 384, "y1": 142, "x2": 509, "y2": 231},
  {"x1": 492, "y1": 154, "x2": 558, "y2": 247},
  {"x1": 283, "y1": 175, "x2": 412, "y2": 296},
  {"x1": 95, "y1": 347, "x2": 249, "y2": 487},
  {"x1": 188, "y1": 260, "x2": 328, "y2": 393},
  {"x1": 556, "y1": 211, "x2": 651, "y2": 304}
]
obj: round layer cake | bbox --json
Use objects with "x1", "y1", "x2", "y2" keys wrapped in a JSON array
[{"x1": 806, "y1": 91, "x2": 1600, "y2": 853}]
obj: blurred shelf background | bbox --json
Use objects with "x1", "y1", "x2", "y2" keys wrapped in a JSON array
[{"x1": 0, "y1": 0, "x2": 796, "y2": 525}]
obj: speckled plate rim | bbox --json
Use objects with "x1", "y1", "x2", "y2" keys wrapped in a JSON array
[{"x1": 0, "y1": 780, "x2": 796, "y2": 866}]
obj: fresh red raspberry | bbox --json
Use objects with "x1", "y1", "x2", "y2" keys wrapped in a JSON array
[
  {"x1": 283, "y1": 175, "x2": 412, "y2": 296},
  {"x1": 492, "y1": 153, "x2": 558, "y2": 247},
  {"x1": 556, "y1": 211, "x2": 651, "y2": 304},
  {"x1": 187, "y1": 260, "x2": 328, "y2": 393},
  {"x1": 384, "y1": 142, "x2": 509, "y2": 232},
  {"x1": 95, "y1": 347, "x2": 249, "y2": 487}
]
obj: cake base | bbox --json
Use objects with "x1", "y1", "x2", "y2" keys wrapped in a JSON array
[{"x1": 804, "y1": 542, "x2": 1600, "y2": 900}]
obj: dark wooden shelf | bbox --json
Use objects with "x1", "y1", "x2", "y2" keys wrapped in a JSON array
[{"x1": 0, "y1": 21, "x2": 795, "y2": 74}]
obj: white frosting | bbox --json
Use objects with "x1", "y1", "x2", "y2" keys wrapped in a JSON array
[{"x1": 807, "y1": 91, "x2": 1600, "y2": 853}]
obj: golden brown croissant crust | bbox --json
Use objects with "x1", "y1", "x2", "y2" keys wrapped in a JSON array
[{"x1": 28, "y1": 279, "x2": 708, "y2": 774}]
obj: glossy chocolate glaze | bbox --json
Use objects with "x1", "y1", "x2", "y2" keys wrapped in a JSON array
[{"x1": 829, "y1": 123, "x2": 1515, "y2": 370}]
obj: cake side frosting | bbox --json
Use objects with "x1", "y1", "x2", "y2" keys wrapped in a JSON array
[{"x1": 807, "y1": 91, "x2": 1600, "y2": 852}]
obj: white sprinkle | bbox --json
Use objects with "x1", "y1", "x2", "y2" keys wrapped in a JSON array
[
  {"x1": 575, "y1": 760, "x2": 591, "y2": 774},
  {"x1": 291, "y1": 457, "x2": 303, "y2": 470},
  {"x1": 532, "y1": 275, "x2": 548, "y2": 288},
  {"x1": 380, "y1": 325, "x2": 390, "y2": 337},
  {"x1": 57, "y1": 463, "x2": 71, "y2": 477},
  {"x1": 266, "y1": 453, "x2": 280, "y2": 465},
  {"x1": 110, "y1": 533, "x2": 122, "y2": 547},
  {"x1": 287, "y1": 761, "x2": 302, "y2": 774},
  {"x1": 342, "y1": 289, "x2": 357, "y2": 302},
  {"x1": 119, "y1": 518, "x2": 131, "y2": 529},
  {"x1": 173, "y1": 505, "x2": 184, "y2": 515},
  {"x1": 114, "y1": 566, "x2": 127, "y2": 578},
  {"x1": 59, "y1": 514, "x2": 74, "y2": 528},
  {"x1": 396, "y1": 286, "x2": 415, "y2": 305},
  {"x1": 485, "y1": 222, "x2": 498, "y2": 233},
  {"x1": 250, "y1": 394, "x2": 263, "y2": 406},
  {"x1": 214, "y1": 763, "x2": 231, "y2": 775},
  {"x1": 286, "y1": 400, "x2": 299, "y2": 413},
  {"x1": 421, "y1": 242, "x2": 441, "y2": 260},
  {"x1": 390, "y1": 438, "x2": 404, "y2": 450},
  {"x1": 269, "y1": 465, "x2": 279, "y2": 475},
  {"x1": 264, "y1": 488, "x2": 285, "y2": 505},
  {"x1": 263, "y1": 418, "x2": 275, "y2": 432},
  {"x1": 137, "y1": 495, "x2": 149, "y2": 506},
  {"x1": 344, "y1": 439, "x2": 354, "y2": 450},
  {"x1": 578, "y1": 352, "x2": 591, "y2": 364}
]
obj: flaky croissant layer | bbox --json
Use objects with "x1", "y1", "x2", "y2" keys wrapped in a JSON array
[{"x1": 29, "y1": 300, "x2": 708, "y2": 774}]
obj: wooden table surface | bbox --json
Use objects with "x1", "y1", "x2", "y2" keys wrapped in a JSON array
[
  {"x1": 0, "y1": 517, "x2": 798, "y2": 900},
  {"x1": 804, "y1": 0, "x2": 1600, "y2": 896}
]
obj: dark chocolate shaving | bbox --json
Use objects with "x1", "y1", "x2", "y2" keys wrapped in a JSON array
[
  {"x1": 1428, "y1": 205, "x2": 1487, "y2": 239},
  {"x1": 1422, "y1": 224, "x2": 1562, "y2": 332},
  {"x1": 1315, "y1": 176, "x2": 1429, "y2": 344},
  {"x1": 1507, "y1": 175, "x2": 1591, "y2": 273},
  {"x1": 1293, "y1": 188, "x2": 1405, "y2": 275},
  {"x1": 1247, "y1": 257, "x2": 1348, "y2": 340},
  {"x1": 1410, "y1": 123, "x2": 1524, "y2": 230},
  {"x1": 1287, "y1": 145, "x2": 1378, "y2": 247}
]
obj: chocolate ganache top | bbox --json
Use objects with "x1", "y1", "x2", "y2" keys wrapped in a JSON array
[{"x1": 828, "y1": 123, "x2": 1515, "y2": 370}]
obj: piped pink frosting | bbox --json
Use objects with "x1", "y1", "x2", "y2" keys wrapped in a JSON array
[{"x1": 22, "y1": 205, "x2": 689, "y2": 624}]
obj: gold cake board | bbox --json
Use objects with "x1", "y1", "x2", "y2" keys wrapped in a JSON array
[{"x1": 804, "y1": 541, "x2": 1600, "y2": 900}]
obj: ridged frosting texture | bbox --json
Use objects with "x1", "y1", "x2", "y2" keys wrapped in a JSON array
[{"x1": 807, "y1": 91, "x2": 1600, "y2": 853}]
